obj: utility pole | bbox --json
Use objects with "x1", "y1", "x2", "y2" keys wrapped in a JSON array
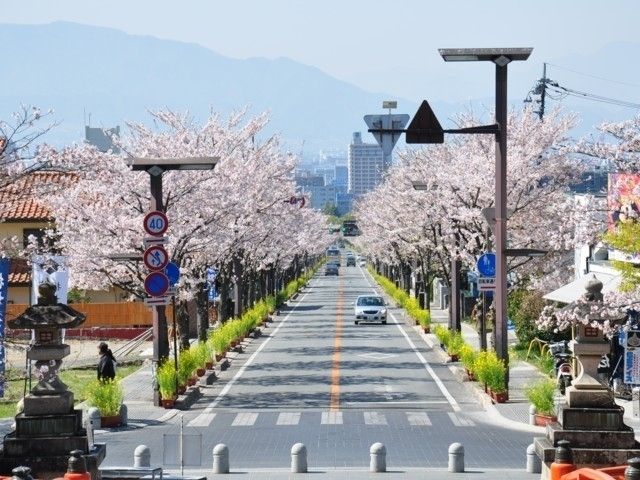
[{"x1": 538, "y1": 63, "x2": 547, "y2": 120}]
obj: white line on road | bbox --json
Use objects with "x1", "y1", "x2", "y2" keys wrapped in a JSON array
[
  {"x1": 196, "y1": 291, "x2": 310, "y2": 413},
  {"x1": 448, "y1": 412, "x2": 475, "y2": 427},
  {"x1": 276, "y1": 412, "x2": 301, "y2": 425},
  {"x1": 321, "y1": 411, "x2": 343, "y2": 424},
  {"x1": 232, "y1": 412, "x2": 258, "y2": 426},
  {"x1": 364, "y1": 412, "x2": 387, "y2": 425},
  {"x1": 407, "y1": 412, "x2": 432, "y2": 426},
  {"x1": 187, "y1": 413, "x2": 216, "y2": 427},
  {"x1": 360, "y1": 268, "x2": 461, "y2": 413}
]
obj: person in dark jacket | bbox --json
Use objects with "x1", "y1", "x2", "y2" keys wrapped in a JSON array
[{"x1": 97, "y1": 342, "x2": 116, "y2": 381}]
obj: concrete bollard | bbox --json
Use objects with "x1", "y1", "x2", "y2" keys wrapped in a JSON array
[
  {"x1": 529, "y1": 405, "x2": 537, "y2": 425},
  {"x1": 626, "y1": 457, "x2": 640, "y2": 480},
  {"x1": 448, "y1": 443, "x2": 464, "y2": 473},
  {"x1": 212, "y1": 444, "x2": 229, "y2": 474},
  {"x1": 369, "y1": 443, "x2": 386, "y2": 473},
  {"x1": 11, "y1": 466, "x2": 33, "y2": 480},
  {"x1": 526, "y1": 444, "x2": 541, "y2": 474},
  {"x1": 291, "y1": 443, "x2": 307, "y2": 473},
  {"x1": 119, "y1": 404, "x2": 128, "y2": 427},
  {"x1": 134, "y1": 445, "x2": 151, "y2": 468},
  {"x1": 86, "y1": 407, "x2": 101, "y2": 430}
]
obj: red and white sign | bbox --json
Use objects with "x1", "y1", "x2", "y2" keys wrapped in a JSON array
[
  {"x1": 143, "y1": 211, "x2": 169, "y2": 236},
  {"x1": 478, "y1": 276, "x2": 496, "y2": 291},
  {"x1": 143, "y1": 245, "x2": 169, "y2": 271}
]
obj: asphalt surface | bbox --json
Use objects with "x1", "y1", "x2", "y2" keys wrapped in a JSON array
[{"x1": 97, "y1": 263, "x2": 539, "y2": 473}]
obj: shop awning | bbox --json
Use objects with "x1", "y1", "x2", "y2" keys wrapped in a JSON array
[{"x1": 543, "y1": 272, "x2": 621, "y2": 304}]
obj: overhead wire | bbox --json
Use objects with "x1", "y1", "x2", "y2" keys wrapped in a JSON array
[{"x1": 546, "y1": 62, "x2": 640, "y2": 89}]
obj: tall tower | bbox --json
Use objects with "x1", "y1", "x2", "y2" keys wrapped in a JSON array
[{"x1": 347, "y1": 132, "x2": 384, "y2": 197}]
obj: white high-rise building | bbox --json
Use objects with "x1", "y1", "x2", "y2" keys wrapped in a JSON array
[{"x1": 348, "y1": 132, "x2": 385, "y2": 196}]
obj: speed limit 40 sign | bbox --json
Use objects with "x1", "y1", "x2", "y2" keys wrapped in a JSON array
[{"x1": 143, "y1": 211, "x2": 168, "y2": 236}]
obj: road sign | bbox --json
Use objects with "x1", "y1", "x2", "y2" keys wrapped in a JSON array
[
  {"x1": 144, "y1": 271, "x2": 170, "y2": 297},
  {"x1": 476, "y1": 252, "x2": 496, "y2": 277},
  {"x1": 364, "y1": 114, "x2": 410, "y2": 157},
  {"x1": 144, "y1": 236, "x2": 167, "y2": 248},
  {"x1": 144, "y1": 296, "x2": 171, "y2": 306},
  {"x1": 165, "y1": 262, "x2": 180, "y2": 286},
  {"x1": 143, "y1": 211, "x2": 169, "y2": 236},
  {"x1": 478, "y1": 276, "x2": 496, "y2": 291},
  {"x1": 143, "y1": 246, "x2": 169, "y2": 271}
]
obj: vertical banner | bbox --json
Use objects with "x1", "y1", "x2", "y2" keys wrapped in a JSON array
[
  {"x1": 31, "y1": 255, "x2": 69, "y2": 305},
  {"x1": 0, "y1": 258, "x2": 10, "y2": 397},
  {"x1": 624, "y1": 330, "x2": 640, "y2": 384}
]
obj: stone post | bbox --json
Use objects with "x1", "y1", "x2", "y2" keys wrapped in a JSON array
[
  {"x1": 626, "y1": 457, "x2": 640, "y2": 480},
  {"x1": 369, "y1": 443, "x2": 386, "y2": 472},
  {"x1": 526, "y1": 444, "x2": 541, "y2": 473},
  {"x1": 290, "y1": 443, "x2": 307, "y2": 473},
  {"x1": 448, "y1": 443, "x2": 464, "y2": 473},
  {"x1": 134, "y1": 445, "x2": 151, "y2": 468},
  {"x1": 212, "y1": 444, "x2": 229, "y2": 474}
]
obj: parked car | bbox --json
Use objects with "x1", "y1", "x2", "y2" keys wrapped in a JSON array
[
  {"x1": 325, "y1": 263, "x2": 339, "y2": 276},
  {"x1": 354, "y1": 295, "x2": 387, "y2": 324}
]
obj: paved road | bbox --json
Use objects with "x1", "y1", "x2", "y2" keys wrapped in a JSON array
[{"x1": 99, "y1": 263, "x2": 535, "y2": 470}]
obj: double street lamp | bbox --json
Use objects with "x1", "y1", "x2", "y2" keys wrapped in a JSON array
[{"x1": 130, "y1": 156, "x2": 218, "y2": 405}]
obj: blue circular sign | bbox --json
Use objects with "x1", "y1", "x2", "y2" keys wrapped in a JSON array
[
  {"x1": 144, "y1": 272, "x2": 170, "y2": 297},
  {"x1": 476, "y1": 252, "x2": 496, "y2": 277},
  {"x1": 165, "y1": 262, "x2": 180, "y2": 286}
]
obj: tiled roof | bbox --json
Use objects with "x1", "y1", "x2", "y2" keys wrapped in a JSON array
[
  {"x1": 0, "y1": 171, "x2": 76, "y2": 221},
  {"x1": 8, "y1": 258, "x2": 29, "y2": 285}
]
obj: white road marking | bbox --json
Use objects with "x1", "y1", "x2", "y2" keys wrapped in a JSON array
[
  {"x1": 364, "y1": 412, "x2": 387, "y2": 425},
  {"x1": 407, "y1": 412, "x2": 432, "y2": 426},
  {"x1": 321, "y1": 411, "x2": 343, "y2": 424},
  {"x1": 276, "y1": 412, "x2": 301, "y2": 425},
  {"x1": 187, "y1": 413, "x2": 216, "y2": 427},
  {"x1": 201, "y1": 291, "x2": 310, "y2": 410},
  {"x1": 360, "y1": 268, "x2": 461, "y2": 413},
  {"x1": 448, "y1": 412, "x2": 475, "y2": 427},
  {"x1": 232, "y1": 412, "x2": 258, "y2": 426}
]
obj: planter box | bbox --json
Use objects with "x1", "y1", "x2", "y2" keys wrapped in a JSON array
[
  {"x1": 465, "y1": 368, "x2": 476, "y2": 381},
  {"x1": 161, "y1": 398, "x2": 176, "y2": 409},
  {"x1": 100, "y1": 414, "x2": 122, "y2": 428},
  {"x1": 422, "y1": 325, "x2": 430, "y2": 334},
  {"x1": 196, "y1": 368, "x2": 206, "y2": 377},
  {"x1": 448, "y1": 354, "x2": 459, "y2": 362},
  {"x1": 490, "y1": 390, "x2": 508, "y2": 403},
  {"x1": 534, "y1": 414, "x2": 558, "y2": 427},
  {"x1": 177, "y1": 385, "x2": 187, "y2": 395}
]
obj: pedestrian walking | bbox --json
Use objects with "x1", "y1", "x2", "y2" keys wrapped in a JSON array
[{"x1": 97, "y1": 342, "x2": 116, "y2": 381}]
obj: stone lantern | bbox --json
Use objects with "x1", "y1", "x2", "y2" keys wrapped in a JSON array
[{"x1": 0, "y1": 281, "x2": 105, "y2": 478}]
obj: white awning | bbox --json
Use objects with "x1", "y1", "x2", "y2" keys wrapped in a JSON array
[{"x1": 543, "y1": 272, "x2": 621, "y2": 304}]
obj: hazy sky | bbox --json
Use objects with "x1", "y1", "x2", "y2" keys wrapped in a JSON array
[{"x1": 3, "y1": 0, "x2": 639, "y2": 97}]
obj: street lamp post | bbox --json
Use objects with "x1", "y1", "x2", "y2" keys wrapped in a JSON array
[
  {"x1": 439, "y1": 48, "x2": 532, "y2": 383},
  {"x1": 130, "y1": 156, "x2": 218, "y2": 405}
]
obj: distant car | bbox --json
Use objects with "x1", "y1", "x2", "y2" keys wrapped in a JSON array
[
  {"x1": 346, "y1": 256, "x2": 356, "y2": 266},
  {"x1": 358, "y1": 259, "x2": 366, "y2": 267},
  {"x1": 325, "y1": 263, "x2": 339, "y2": 276},
  {"x1": 354, "y1": 295, "x2": 387, "y2": 324}
]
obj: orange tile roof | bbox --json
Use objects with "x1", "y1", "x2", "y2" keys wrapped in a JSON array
[
  {"x1": 8, "y1": 258, "x2": 29, "y2": 285},
  {"x1": 0, "y1": 171, "x2": 76, "y2": 221}
]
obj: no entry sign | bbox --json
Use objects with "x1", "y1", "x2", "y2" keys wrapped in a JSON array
[
  {"x1": 144, "y1": 271, "x2": 170, "y2": 297},
  {"x1": 143, "y1": 211, "x2": 169, "y2": 236},
  {"x1": 143, "y1": 245, "x2": 169, "y2": 271}
]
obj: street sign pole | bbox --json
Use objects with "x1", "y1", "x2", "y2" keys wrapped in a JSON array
[{"x1": 150, "y1": 173, "x2": 169, "y2": 406}]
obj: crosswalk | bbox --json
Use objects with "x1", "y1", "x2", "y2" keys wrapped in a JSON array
[{"x1": 187, "y1": 410, "x2": 475, "y2": 428}]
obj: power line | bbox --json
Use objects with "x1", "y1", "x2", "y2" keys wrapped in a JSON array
[
  {"x1": 546, "y1": 62, "x2": 640, "y2": 89},
  {"x1": 550, "y1": 85, "x2": 640, "y2": 109}
]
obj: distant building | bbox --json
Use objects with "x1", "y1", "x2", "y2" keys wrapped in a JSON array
[
  {"x1": 304, "y1": 184, "x2": 336, "y2": 210},
  {"x1": 570, "y1": 166, "x2": 608, "y2": 195},
  {"x1": 348, "y1": 132, "x2": 385, "y2": 196},
  {"x1": 334, "y1": 165, "x2": 348, "y2": 188},
  {"x1": 85, "y1": 126, "x2": 120, "y2": 153},
  {"x1": 295, "y1": 172, "x2": 324, "y2": 187},
  {"x1": 336, "y1": 192, "x2": 354, "y2": 216}
]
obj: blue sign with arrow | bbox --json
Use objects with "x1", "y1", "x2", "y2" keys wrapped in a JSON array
[
  {"x1": 476, "y1": 252, "x2": 496, "y2": 277},
  {"x1": 165, "y1": 262, "x2": 180, "y2": 286}
]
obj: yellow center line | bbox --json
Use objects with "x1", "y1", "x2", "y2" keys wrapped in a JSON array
[{"x1": 330, "y1": 275, "x2": 344, "y2": 411}]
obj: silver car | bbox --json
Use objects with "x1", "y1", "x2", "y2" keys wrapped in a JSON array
[{"x1": 354, "y1": 295, "x2": 387, "y2": 324}]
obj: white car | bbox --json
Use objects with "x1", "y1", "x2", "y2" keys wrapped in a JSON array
[{"x1": 354, "y1": 295, "x2": 387, "y2": 324}]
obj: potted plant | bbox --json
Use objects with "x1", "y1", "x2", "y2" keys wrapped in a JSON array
[
  {"x1": 178, "y1": 349, "x2": 196, "y2": 387},
  {"x1": 85, "y1": 379, "x2": 124, "y2": 427},
  {"x1": 192, "y1": 341, "x2": 209, "y2": 376},
  {"x1": 157, "y1": 361, "x2": 178, "y2": 408},
  {"x1": 484, "y1": 354, "x2": 508, "y2": 403},
  {"x1": 459, "y1": 344, "x2": 477, "y2": 381},
  {"x1": 446, "y1": 332, "x2": 465, "y2": 362},
  {"x1": 525, "y1": 378, "x2": 557, "y2": 426}
]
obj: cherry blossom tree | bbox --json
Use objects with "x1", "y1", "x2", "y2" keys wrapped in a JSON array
[
  {"x1": 38, "y1": 109, "x2": 330, "y2": 350},
  {"x1": 354, "y1": 107, "x2": 596, "y2": 302}
]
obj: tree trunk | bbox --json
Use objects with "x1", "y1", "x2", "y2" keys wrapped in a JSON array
[
  {"x1": 233, "y1": 255, "x2": 244, "y2": 318},
  {"x1": 176, "y1": 300, "x2": 190, "y2": 350},
  {"x1": 196, "y1": 284, "x2": 208, "y2": 342}
]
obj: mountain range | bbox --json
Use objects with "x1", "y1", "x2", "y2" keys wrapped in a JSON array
[{"x1": 0, "y1": 22, "x2": 637, "y2": 155}]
